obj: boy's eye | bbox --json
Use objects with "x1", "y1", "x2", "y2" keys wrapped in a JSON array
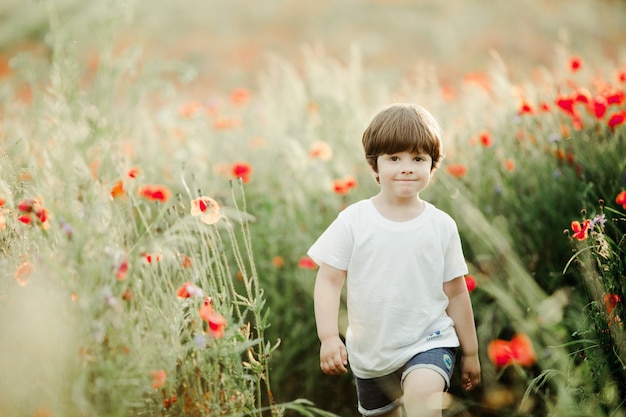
[{"x1": 389, "y1": 156, "x2": 399, "y2": 161}]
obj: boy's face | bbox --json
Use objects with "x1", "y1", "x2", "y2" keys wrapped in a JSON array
[{"x1": 373, "y1": 150, "x2": 433, "y2": 198}]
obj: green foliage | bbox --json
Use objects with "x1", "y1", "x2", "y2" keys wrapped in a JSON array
[{"x1": 0, "y1": 4, "x2": 337, "y2": 417}]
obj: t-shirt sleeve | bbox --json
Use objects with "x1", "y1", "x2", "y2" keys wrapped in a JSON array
[
  {"x1": 443, "y1": 220, "x2": 469, "y2": 282},
  {"x1": 307, "y1": 214, "x2": 353, "y2": 271}
]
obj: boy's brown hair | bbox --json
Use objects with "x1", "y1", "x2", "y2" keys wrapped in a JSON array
[{"x1": 362, "y1": 103, "x2": 443, "y2": 174}]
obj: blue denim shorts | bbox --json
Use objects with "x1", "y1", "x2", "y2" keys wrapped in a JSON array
[{"x1": 354, "y1": 347, "x2": 457, "y2": 416}]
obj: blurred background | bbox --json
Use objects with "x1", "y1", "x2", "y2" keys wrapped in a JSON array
[{"x1": 2, "y1": 0, "x2": 625, "y2": 90}]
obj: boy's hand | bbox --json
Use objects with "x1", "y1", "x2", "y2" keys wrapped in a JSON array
[
  {"x1": 319, "y1": 336, "x2": 348, "y2": 375},
  {"x1": 461, "y1": 353, "x2": 481, "y2": 391}
]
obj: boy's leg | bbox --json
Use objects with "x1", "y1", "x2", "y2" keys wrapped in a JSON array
[
  {"x1": 402, "y1": 368, "x2": 446, "y2": 417},
  {"x1": 355, "y1": 373, "x2": 403, "y2": 417}
]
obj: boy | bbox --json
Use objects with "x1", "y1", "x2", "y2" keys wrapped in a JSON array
[{"x1": 308, "y1": 103, "x2": 481, "y2": 417}]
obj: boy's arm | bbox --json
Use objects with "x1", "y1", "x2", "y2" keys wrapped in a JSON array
[
  {"x1": 443, "y1": 276, "x2": 481, "y2": 390},
  {"x1": 314, "y1": 262, "x2": 348, "y2": 375}
]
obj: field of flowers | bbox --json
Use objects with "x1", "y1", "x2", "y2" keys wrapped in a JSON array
[{"x1": 1, "y1": 1, "x2": 626, "y2": 416}]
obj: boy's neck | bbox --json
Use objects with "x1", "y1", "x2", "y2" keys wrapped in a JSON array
[{"x1": 371, "y1": 194, "x2": 425, "y2": 222}]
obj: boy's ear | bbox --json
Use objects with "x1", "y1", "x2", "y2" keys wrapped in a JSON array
[{"x1": 368, "y1": 165, "x2": 380, "y2": 184}]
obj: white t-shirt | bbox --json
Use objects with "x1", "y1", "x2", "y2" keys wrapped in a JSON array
[{"x1": 307, "y1": 198, "x2": 468, "y2": 379}]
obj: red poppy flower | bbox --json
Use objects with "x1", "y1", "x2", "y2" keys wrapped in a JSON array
[
  {"x1": 555, "y1": 95, "x2": 577, "y2": 117},
  {"x1": 298, "y1": 256, "x2": 317, "y2": 270},
  {"x1": 110, "y1": 180, "x2": 125, "y2": 199},
  {"x1": 446, "y1": 164, "x2": 467, "y2": 178},
  {"x1": 18, "y1": 215, "x2": 32, "y2": 225},
  {"x1": 18, "y1": 199, "x2": 36, "y2": 213},
  {"x1": 589, "y1": 96, "x2": 608, "y2": 120},
  {"x1": 230, "y1": 87, "x2": 251, "y2": 105},
  {"x1": 207, "y1": 314, "x2": 227, "y2": 338},
  {"x1": 487, "y1": 339, "x2": 511, "y2": 368},
  {"x1": 603, "y1": 88, "x2": 624, "y2": 106},
  {"x1": 571, "y1": 219, "x2": 591, "y2": 241},
  {"x1": 16, "y1": 199, "x2": 49, "y2": 229},
  {"x1": 272, "y1": 256, "x2": 285, "y2": 268},
  {"x1": 343, "y1": 176, "x2": 357, "y2": 190},
  {"x1": 616, "y1": 191, "x2": 626, "y2": 209},
  {"x1": 508, "y1": 333, "x2": 537, "y2": 367},
  {"x1": 190, "y1": 196, "x2": 221, "y2": 224},
  {"x1": 333, "y1": 179, "x2": 349, "y2": 195},
  {"x1": 34, "y1": 206, "x2": 48, "y2": 224},
  {"x1": 518, "y1": 101, "x2": 534, "y2": 115},
  {"x1": 142, "y1": 253, "x2": 162, "y2": 264},
  {"x1": 607, "y1": 110, "x2": 626, "y2": 129},
  {"x1": 163, "y1": 395, "x2": 178, "y2": 409},
  {"x1": 116, "y1": 260, "x2": 129, "y2": 280},
  {"x1": 232, "y1": 162, "x2": 252, "y2": 183},
  {"x1": 465, "y1": 275, "x2": 477, "y2": 293},
  {"x1": 150, "y1": 370, "x2": 167, "y2": 389},
  {"x1": 556, "y1": 147, "x2": 569, "y2": 162},
  {"x1": 479, "y1": 131, "x2": 493, "y2": 147},
  {"x1": 604, "y1": 293, "x2": 620, "y2": 315},
  {"x1": 127, "y1": 167, "x2": 139, "y2": 178},
  {"x1": 332, "y1": 176, "x2": 357, "y2": 195},
  {"x1": 309, "y1": 140, "x2": 333, "y2": 161},
  {"x1": 176, "y1": 282, "x2": 203, "y2": 298},
  {"x1": 14, "y1": 261, "x2": 33, "y2": 286},
  {"x1": 162, "y1": 395, "x2": 178, "y2": 408},
  {"x1": 568, "y1": 55, "x2": 583, "y2": 72},
  {"x1": 33, "y1": 206, "x2": 49, "y2": 229},
  {"x1": 574, "y1": 88, "x2": 591, "y2": 104},
  {"x1": 487, "y1": 333, "x2": 536, "y2": 368},
  {"x1": 179, "y1": 253, "x2": 193, "y2": 268},
  {"x1": 138, "y1": 184, "x2": 172, "y2": 203},
  {"x1": 199, "y1": 298, "x2": 227, "y2": 338}
]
